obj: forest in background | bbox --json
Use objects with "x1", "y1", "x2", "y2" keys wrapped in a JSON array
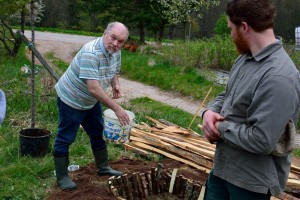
[
  {"x1": 1, "y1": 0, "x2": 300, "y2": 58},
  {"x1": 38, "y1": 0, "x2": 300, "y2": 42}
]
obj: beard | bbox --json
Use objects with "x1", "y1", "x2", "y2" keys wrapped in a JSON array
[
  {"x1": 234, "y1": 30, "x2": 251, "y2": 55},
  {"x1": 107, "y1": 46, "x2": 117, "y2": 54}
]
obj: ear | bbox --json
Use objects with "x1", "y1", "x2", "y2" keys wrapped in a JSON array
[{"x1": 240, "y1": 22, "x2": 251, "y2": 34}]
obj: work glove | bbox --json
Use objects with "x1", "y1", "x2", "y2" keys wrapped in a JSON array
[{"x1": 0, "y1": 89, "x2": 6, "y2": 126}]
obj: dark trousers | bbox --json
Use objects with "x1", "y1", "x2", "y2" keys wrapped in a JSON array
[
  {"x1": 54, "y1": 97, "x2": 106, "y2": 157},
  {"x1": 204, "y1": 169, "x2": 271, "y2": 200}
]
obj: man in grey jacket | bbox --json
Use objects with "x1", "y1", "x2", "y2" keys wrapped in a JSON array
[
  {"x1": 0, "y1": 89, "x2": 6, "y2": 126},
  {"x1": 202, "y1": 0, "x2": 300, "y2": 199}
]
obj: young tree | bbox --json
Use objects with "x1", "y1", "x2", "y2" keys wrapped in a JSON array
[{"x1": 150, "y1": 0, "x2": 220, "y2": 40}]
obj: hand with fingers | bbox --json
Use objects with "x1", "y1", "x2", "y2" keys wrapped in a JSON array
[
  {"x1": 114, "y1": 108, "x2": 130, "y2": 126},
  {"x1": 202, "y1": 110, "x2": 224, "y2": 144},
  {"x1": 112, "y1": 84, "x2": 122, "y2": 99}
]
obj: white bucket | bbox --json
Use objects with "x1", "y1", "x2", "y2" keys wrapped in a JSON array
[{"x1": 103, "y1": 109, "x2": 135, "y2": 143}]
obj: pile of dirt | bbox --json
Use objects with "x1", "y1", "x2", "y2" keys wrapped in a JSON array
[{"x1": 47, "y1": 157, "x2": 209, "y2": 200}]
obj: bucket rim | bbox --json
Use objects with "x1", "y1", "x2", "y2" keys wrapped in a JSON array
[
  {"x1": 19, "y1": 128, "x2": 52, "y2": 138},
  {"x1": 103, "y1": 109, "x2": 135, "y2": 120}
]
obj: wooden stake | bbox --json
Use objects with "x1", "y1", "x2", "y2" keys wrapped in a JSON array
[
  {"x1": 198, "y1": 185, "x2": 206, "y2": 200},
  {"x1": 151, "y1": 167, "x2": 158, "y2": 194},
  {"x1": 110, "y1": 186, "x2": 120, "y2": 197},
  {"x1": 169, "y1": 168, "x2": 178, "y2": 194},
  {"x1": 179, "y1": 177, "x2": 188, "y2": 198},
  {"x1": 146, "y1": 172, "x2": 153, "y2": 195},
  {"x1": 184, "y1": 180, "x2": 194, "y2": 200},
  {"x1": 132, "y1": 173, "x2": 140, "y2": 198},
  {"x1": 140, "y1": 173, "x2": 149, "y2": 198},
  {"x1": 188, "y1": 87, "x2": 212, "y2": 129},
  {"x1": 121, "y1": 174, "x2": 133, "y2": 200},
  {"x1": 137, "y1": 173, "x2": 146, "y2": 198},
  {"x1": 116, "y1": 176, "x2": 125, "y2": 197},
  {"x1": 191, "y1": 184, "x2": 202, "y2": 200},
  {"x1": 174, "y1": 175, "x2": 183, "y2": 195}
]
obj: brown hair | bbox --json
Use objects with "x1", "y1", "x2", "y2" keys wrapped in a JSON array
[{"x1": 226, "y1": 0, "x2": 276, "y2": 32}]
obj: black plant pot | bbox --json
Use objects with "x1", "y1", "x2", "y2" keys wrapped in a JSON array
[{"x1": 19, "y1": 128, "x2": 51, "y2": 157}]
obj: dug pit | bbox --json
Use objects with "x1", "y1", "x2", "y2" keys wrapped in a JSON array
[{"x1": 47, "y1": 157, "x2": 208, "y2": 200}]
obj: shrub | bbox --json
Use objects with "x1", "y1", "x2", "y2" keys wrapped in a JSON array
[
  {"x1": 160, "y1": 35, "x2": 237, "y2": 72},
  {"x1": 214, "y1": 14, "x2": 230, "y2": 36}
]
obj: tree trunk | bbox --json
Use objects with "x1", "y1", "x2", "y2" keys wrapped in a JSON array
[
  {"x1": 158, "y1": 23, "x2": 165, "y2": 42},
  {"x1": 11, "y1": 7, "x2": 26, "y2": 57},
  {"x1": 182, "y1": 22, "x2": 187, "y2": 41},
  {"x1": 168, "y1": 25, "x2": 175, "y2": 40},
  {"x1": 30, "y1": 0, "x2": 36, "y2": 128},
  {"x1": 139, "y1": 22, "x2": 145, "y2": 44}
]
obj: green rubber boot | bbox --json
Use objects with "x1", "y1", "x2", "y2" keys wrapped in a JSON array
[
  {"x1": 93, "y1": 148, "x2": 123, "y2": 177},
  {"x1": 54, "y1": 156, "x2": 77, "y2": 190}
]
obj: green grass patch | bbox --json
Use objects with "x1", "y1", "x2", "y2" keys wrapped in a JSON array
[
  {"x1": 293, "y1": 148, "x2": 300, "y2": 158},
  {"x1": 121, "y1": 49, "x2": 224, "y2": 101},
  {"x1": 44, "y1": 52, "x2": 69, "y2": 76}
]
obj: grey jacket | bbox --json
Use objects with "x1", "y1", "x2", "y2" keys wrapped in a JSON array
[
  {"x1": 207, "y1": 39, "x2": 300, "y2": 196},
  {"x1": 0, "y1": 89, "x2": 6, "y2": 125}
]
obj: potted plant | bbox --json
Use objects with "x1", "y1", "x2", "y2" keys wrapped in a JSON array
[{"x1": 19, "y1": 0, "x2": 51, "y2": 157}]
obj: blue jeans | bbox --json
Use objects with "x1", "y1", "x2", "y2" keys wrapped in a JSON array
[
  {"x1": 204, "y1": 169, "x2": 271, "y2": 200},
  {"x1": 54, "y1": 97, "x2": 106, "y2": 157}
]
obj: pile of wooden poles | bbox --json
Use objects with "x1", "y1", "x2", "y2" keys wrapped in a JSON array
[
  {"x1": 124, "y1": 116, "x2": 214, "y2": 174},
  {"x1": 110, "y1": 116, "x2": 300, "y2": 199}
]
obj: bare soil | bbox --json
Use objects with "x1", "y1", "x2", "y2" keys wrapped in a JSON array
[{"x1": 47, "y1": 157, "x2": 209, "y2": 200}]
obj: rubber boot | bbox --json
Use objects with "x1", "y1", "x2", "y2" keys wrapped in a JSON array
[
  {"x1": 54, "y1": 156, "x2": 77, "y2": 190},
  {"x1": 93, "y1": 148, "x2": 123, "y2": 177}
]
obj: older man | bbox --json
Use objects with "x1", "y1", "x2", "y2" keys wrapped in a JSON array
[{"x1": 54, "y1": 22, "x2": 130, "y2": 190}]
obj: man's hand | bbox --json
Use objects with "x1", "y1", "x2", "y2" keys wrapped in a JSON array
[
  {"x1": 111, "y1": 75, "x2": 122, "y2": 99},
  {"x1": 202, "y1": 110, "x2": 224, "y2": 143},
  {"x1": 87, "y1": 79, "x2": 129, "y2": 126},
  {"x1": 112, "y1": 84, "x2": 122, "y2": 99},
  {"x1": 114, "y1": 108, "x2": 130, "y2": 126}
]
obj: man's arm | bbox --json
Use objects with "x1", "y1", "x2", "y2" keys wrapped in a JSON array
[
  {"x1": 87, "y1": 80, "x2": 130, "y2": 125},
  {"x1": 218, "y1": 76, "x2": 298, "y2": 154}
]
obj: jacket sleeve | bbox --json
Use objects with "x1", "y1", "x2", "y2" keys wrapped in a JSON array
[
  {"x1": 206, "y1": 91, "x2": 226, "y2": 114},
  {"x1": 0, "y1": 89, "x2": 6, "y2": 126},
  {"x1": 218, "y1": 75, "x2": 300, "y2": 155}
]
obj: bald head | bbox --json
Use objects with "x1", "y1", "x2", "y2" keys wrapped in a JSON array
[
  {"x1": 103, "y1": 22, "x2": 129, "y2": 54},
  {"x1": 105, "y1": 22, "x2": 129, "y2": 41}
]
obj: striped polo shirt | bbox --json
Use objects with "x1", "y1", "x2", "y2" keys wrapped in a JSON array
[{"x1": 55, "y1": 37, "x2": 121, "y2": 110}]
